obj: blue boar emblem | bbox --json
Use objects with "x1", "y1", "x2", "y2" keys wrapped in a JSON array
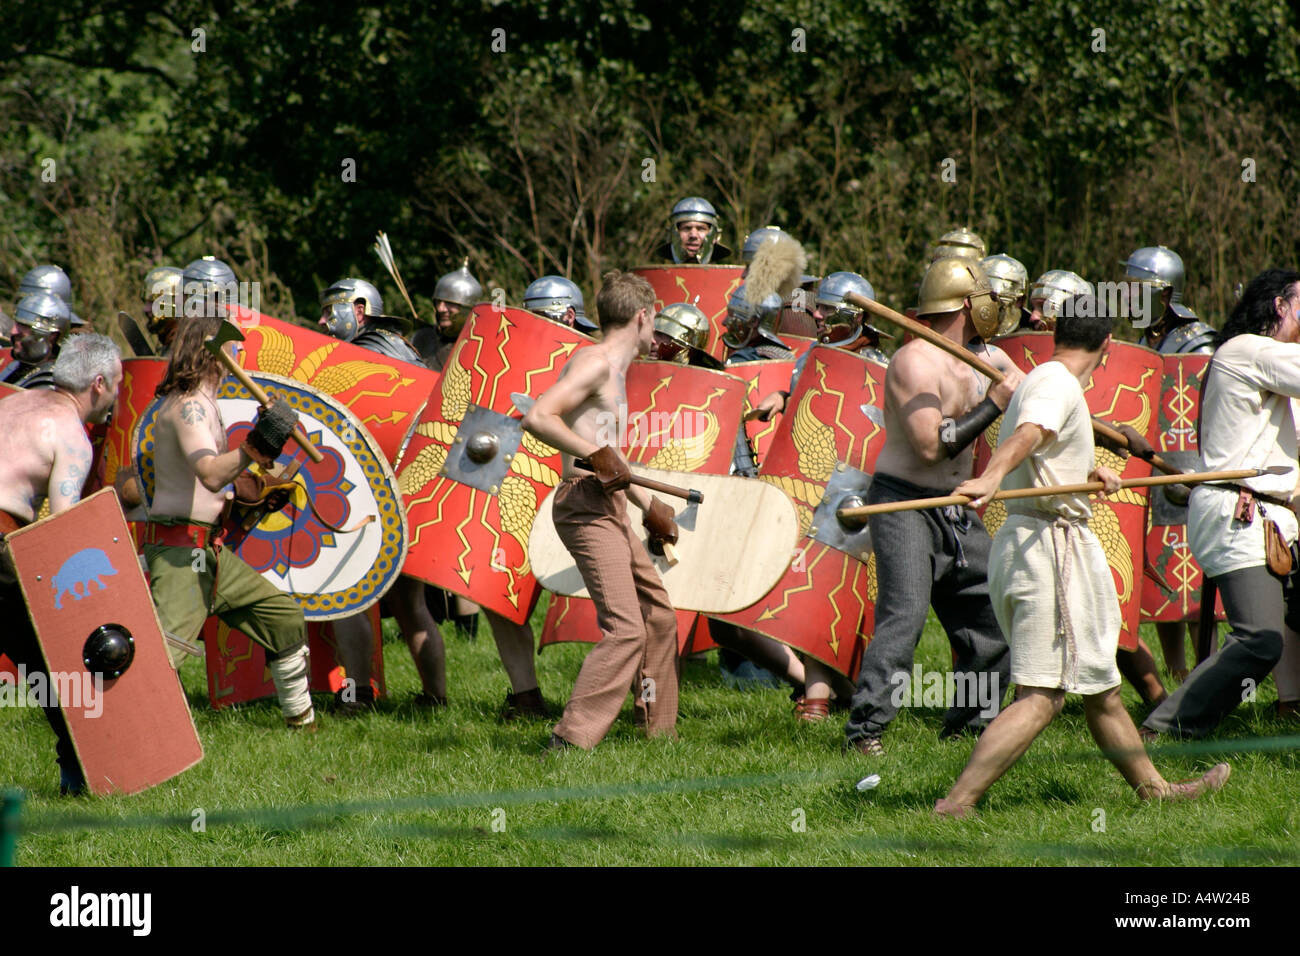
[{"x1": 51, "y1": 548, "x2": 118, "y2": 609}]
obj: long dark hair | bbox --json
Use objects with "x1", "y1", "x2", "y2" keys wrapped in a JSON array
[
  {"x1": 156, "y1": 314, "x2": 226, "y2": 398},
  {"x1": 1217, "y1": 269, "x2": 1300, "y2": 345}
]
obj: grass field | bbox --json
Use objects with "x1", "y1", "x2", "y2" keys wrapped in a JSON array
[{"x1": 3, "y1": 609, "x2": 1299, "y2": 867}]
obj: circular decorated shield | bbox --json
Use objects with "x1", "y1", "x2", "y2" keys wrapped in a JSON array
[
  {"x1": 98, "y1": 357, "x2": 169, "y2": 493},
  {"x1": 133, "y1": 371, "x2": 406, "y2": 621}
]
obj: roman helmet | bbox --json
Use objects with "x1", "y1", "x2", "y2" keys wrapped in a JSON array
[
  {"x1": 917, "y1": 257, "x2": 1000, "y2": 340},
  {"x1": 981, "y1": 253, "x2": 1030, "y2": 336},
  {"x1": 929, "y1": 228, "x2": 987, "y2": 263},
  {"x1": 180, "y1": 257, "x2": 238, "y2": 318},
  {"x1": 741, "y1": 226, "x2": 788, "y2": 265},
  {"x1": 652, "y1": 302, "x2": 710, "y2": 362},
  {"x1": 319, "y1": 277, "x2": 386, "y2": 342},
  {"x1": 12, "y1": 292, "x2": 71, "y2": 363},
  {"x1": 1121, "y1": 245, "x2": 1196, "y2": 322},
  {"x1": 669, "y1": 197, "x2": 723, "y2": 265},
  {"x1": 814, "y1": 271, "x2": 890, "y2": 347},
  {"x1": 523, "y1": 276, "x2": 582, "y2": 326},
  {"x1": 19, "y1": 264, "x2": 85, "y2": 327},
  {"x1": 1029, "y1": 270, "x2": 1091, "y2": 329},
  {"x1": 143, "y1": 266, "x2": 183, "y2": 326},
  {"x1": 723, "y1": 283, "x2": 784, "y2": 349},
  {"x1": 432, "y1": 258, "x2": 484, "y2": 339}
]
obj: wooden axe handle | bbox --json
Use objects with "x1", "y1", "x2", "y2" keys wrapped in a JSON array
[
  {"x1": 841, "y1": 291, "x2": 1182, "y2": 476},
  {"x1": 212, "y1": 346, "x2": 325, "y2": 463},
  {"x1": 573, "y1": 460, "x2": 704, "y2": 503}
]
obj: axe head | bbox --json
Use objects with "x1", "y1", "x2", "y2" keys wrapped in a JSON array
[
  {"x1": 204, "y1": 319, "x2": 246, "y2": 357},
  {"x1": 675, "y1": 499, "x2": 699, "y2": 533}
]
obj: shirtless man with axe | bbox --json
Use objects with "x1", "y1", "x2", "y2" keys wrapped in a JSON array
[
  {"x1": 138, "y1": 310, "x2": 316, "y2": 729},
  {"x1": 522, "y1": 271, "x2": 681, "y2": 750}
]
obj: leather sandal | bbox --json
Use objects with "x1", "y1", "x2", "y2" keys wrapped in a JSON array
[{"x1": 794, "y1": 697, "x2": 831, "y2": 722}]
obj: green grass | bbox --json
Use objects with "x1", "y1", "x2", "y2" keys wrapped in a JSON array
[{"x1": 3, "y1": 611, "x2": 1299, "y2": 866}]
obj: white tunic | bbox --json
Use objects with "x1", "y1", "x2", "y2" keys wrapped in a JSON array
[
  {"x1": 1187, "y1": 334, "x2": 1300, "y2": 578},
  {"x1": 988, "y1": 361, "x2": 1122, "y2": 694}
]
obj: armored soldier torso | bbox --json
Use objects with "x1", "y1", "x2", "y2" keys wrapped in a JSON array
[
  {"x1": 352, "y1": 326, "x2": 422, "y2": 366},
  {"x1": 1, "y1": 359, "x2": 55, "y2": 390},
  {"x1": 1153, "y1": 320, "x2": 1216, "y2": 356}
]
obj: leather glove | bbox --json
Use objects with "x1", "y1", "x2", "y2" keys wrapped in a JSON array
[
  {"x1": 642, "y1": 496, "x2": 679, "y2": 556},
  {"x1": 241, "y1": 397, "x2": 298, "y2": 468},
  {"x1": 588, "y1": 445, "x2": 631, "y2": 493},
  {"x1": 1116, "y1": 423, "x2": 1154, "y2": 461}
]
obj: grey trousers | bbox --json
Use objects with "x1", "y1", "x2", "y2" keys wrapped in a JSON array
[
  {"x1": 1142, "y1": 563, "x2": 1290, "y2": 738},
  {"x1": 844, "y1": 473, "x2": 1010, "y2": 741}
]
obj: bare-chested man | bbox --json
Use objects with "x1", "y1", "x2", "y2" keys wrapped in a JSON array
[
  {"x1": 522, "y1": 271, "x2": 680, "y2": 750},
  {"x1": 843, "y1": 257, "x2": 1022, "y2": 755},
  {"x1": 140, "y1": 314, "x2": 315, "y2": 728},
  {"x1": 0, "y1": 334, "x2": 122, "y2": 793}
]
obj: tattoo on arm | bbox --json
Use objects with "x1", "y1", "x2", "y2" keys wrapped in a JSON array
[
  {"x1": 180, "y1": 400, "x2": 207, "y2": 425},
  {"x1": 54, "y1": 442, "x2": 93, "y2": 505}
]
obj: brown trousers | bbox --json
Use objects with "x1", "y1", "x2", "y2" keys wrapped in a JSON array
[{"x1": 551, "y1": 476, "x2": 679, "y2": 749}]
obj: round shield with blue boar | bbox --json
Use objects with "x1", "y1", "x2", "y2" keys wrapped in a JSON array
[{"x1": 133, "y1": 371, "x2": 407, "y2": 621}]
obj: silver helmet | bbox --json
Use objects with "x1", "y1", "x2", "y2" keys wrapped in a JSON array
[
  {"x1": 669, "y1": 197, "x2": 722, "y2": 265},
  {"x1": 523, "y1": 275, "x2": 582, "y2": 325},
  {"x1": 143, "y1": 266, "x2": 183, "y2": 324},
  {"x1": 815, "y1": 271, "x2": 886, "y2": 347},
  {"x1": 12, "y1": 292, "x2": 70, "y2": 364},
  {"x1": 1121, "y1": 245, "x2": 1196, "y2": 321},
  {"x1": 14, "y1": 291, "x2": 71, "y2": 336},
  {"x1": 181, "y1": 256, "x2": 238, "y2": 317},
  {"x1": 434, "y1": 258, "x2": 483, "y2": 308},
  {"x1": 982, "y1": 254, "x2": 1030, "y2": 336},
  {"x1": 723, "y1": 284, "x2": 783, "y2": 349},
  {"x1": 19, "y1": 264, "x2": 85, "y2": 327},
  {"x1": 930, "y1": 228, "x2": 987, "y2": 263},
  {"x1": 1029, "y1": 269, "x2": 1091, "y2": 328},
  {"x1": 741, "y1": 226, "x2": 787, "y2": 265},
  {"x1": 319, "y1": 277, "x2": 385, "y2": 342}
]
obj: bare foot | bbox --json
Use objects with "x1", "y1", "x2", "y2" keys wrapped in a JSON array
[
  {"x1": 1137, "y1": 762, "x2": 1230, "y2": 801},
  {"x1": 933, "y1": 798, "x2": 977, "y2": 819}
]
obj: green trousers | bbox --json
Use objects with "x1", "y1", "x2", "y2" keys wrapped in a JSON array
[{"x1": 144, "y1": 541, "x2": 305, "y2": 661}]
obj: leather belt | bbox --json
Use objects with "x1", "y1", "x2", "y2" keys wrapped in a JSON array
[
  {"x1": 1198, "y1": 481, "x2": 1290, "y2": 509},
  {"x1": 141, "y1": 521, "x2": 224, "y2": 550}
]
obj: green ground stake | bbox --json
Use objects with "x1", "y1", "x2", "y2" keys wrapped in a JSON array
[{"x1": 0, "y1": 790, "x2": 23, "y2": 867}]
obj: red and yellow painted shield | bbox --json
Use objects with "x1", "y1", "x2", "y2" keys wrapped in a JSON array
[
  {"x1": 538, "y1": 359, "x2": 748, "y2": 651},
  {"x1": 399, "y1": 305, "x2": 593, "y2": 624},
  {"x1": 1141, "y1": 353, "x2": 1222, "y2": 622},
  {"x1": 978, "y1": 332, "x2": 1163, "y2": 651},
  {"x1": 91, "y1": 358, "x2": 169, "y2": 513},
  {"x1": 227, "y1": 308, "x2": 439, "y2": 465},
  {"x1": 202, "y1": 606, "x2": 385, "y2": 710},
  {"x1": 633, "y1": 264, "x2": 745, "y2": 363},
  {"x1": 719, "y1": 346, "x2": 889, "y2": 678}
]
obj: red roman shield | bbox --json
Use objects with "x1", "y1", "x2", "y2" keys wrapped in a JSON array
[
  {"x1": 399, "y1": 305, "x2": 594, "y2": 623},
  {"x1": 720, "y1": 346, "x2": 889, "y2": 678}
]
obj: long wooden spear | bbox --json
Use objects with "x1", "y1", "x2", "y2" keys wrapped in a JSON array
[
  {"x1": 842, "y1": 291, "x2": 1182, "y2": 476},
  {"x1": 836, "y1": 467, "x2": 1285, "y2": 521}
]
